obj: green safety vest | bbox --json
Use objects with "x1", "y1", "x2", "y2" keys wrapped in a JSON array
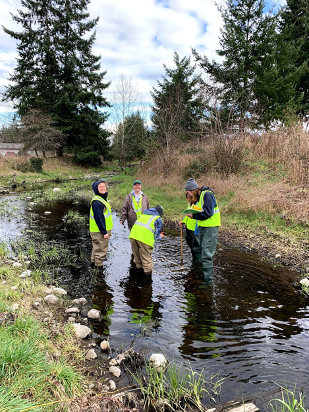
[
  {"x1": 197, "y1": 190, "x2": 221, "y2": 227},
  {"x1": 129, "y1": 214, "x2": 160, "y2": 247},
  {"x1": 132, "y1": 195, "x2": 142, "y2": 217},
  {"x1": 182, "y1": 215, "x2": 197, "y2": 231},
  {"x1": 89, "y1": 195, "x2": 113, "y2": 232}
]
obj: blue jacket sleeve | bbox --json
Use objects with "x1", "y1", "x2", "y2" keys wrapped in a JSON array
[
  {"x1": 92, "y1": 201, "x2": 107, "y2": 234},
  {"x1": 194, "y1": 191, "x2": 215, "y2": 221},
  {"x1": 154, "y1": 217, "x2": 163, "y2": 241}
]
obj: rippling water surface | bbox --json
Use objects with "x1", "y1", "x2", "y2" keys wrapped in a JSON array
[{"x1": 1, "y1": 190, "x2": 308, "y2": 407}]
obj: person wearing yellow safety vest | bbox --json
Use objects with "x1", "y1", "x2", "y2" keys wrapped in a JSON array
[
  {"x1": 184, "y1": 178, "x2": 220, "y2": 284},
  {"x1": 129, "y1": 205, "x2": 165, "y2": 276},
  {"x1": 89, "y1": 179, "x2": 113, "y2": 270},
  {"x1": 180, "y1": 192, "x2": 201, "y2": 265},
  {"x1": 120, "y1": 180, "x2": 150, "y2": 230}
]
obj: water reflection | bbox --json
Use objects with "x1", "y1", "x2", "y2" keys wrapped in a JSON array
[{"x1": 1, "y1": 192, "x2": 309, "y2": 403}]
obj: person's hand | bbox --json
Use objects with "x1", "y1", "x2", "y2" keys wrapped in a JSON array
[
  {"x1": 120, "y1": 221, "x2": 124, "y2": 225},
  {"x1": 178, "y1": 221, "x2": 183, "y2": 227},
  {"x1": 103, "y1": 233, "x2": 109, "y2": 239},
  {"x1": 186, "y1": 214, "x2": 193, "y2": 219},
  {"x1": 160, "y1": 232, "x2": 167, "y2": 238}
]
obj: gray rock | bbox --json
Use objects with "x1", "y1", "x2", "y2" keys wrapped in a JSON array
[
  {"x1": 85, "y1": 349, "x2": 97, "y2": 360},
  {"x1": 65, "y1": 307, "x2": 79, "y2": 314},
  {"x1": 72, "y1": 297, "x2": 87, "y2": 306},
  {"x1": 44, "y1": 295, "x2": 58, "y2": 305},
  {"x1": 80, "y1": 308, "x2": 89, "y2": 317},
  {"x1": 109, "y1": 380, "x2": 116, "y2": 391},
  {"x1": 87, "y1": 309, "x2": 102, "y2": 320},
  {"x1": 13, "y1": 262, "x2": 23, "y2": 268},
  {"x1": 109, "y1": 366, "x2": 121, "y2": 378},
  {"x1": 68, "y1": 317, "x2": 76, "y2": 323},
  {"x1": 100, "y1": 340, "x2": 110, "y2": 351},
  {"x1": 73, "y1": 324, "x2": 91, "y2": 339},
  {"x1": 52, "y1": 287, "x2": 67, "y2": 296},
  {"x1": 149, "y1": 354, "x2": 167, "y2": 371}
]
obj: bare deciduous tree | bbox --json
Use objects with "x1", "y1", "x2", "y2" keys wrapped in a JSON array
[{"x1": 111, "y1": 75, "x2": 148, "y2": 166}]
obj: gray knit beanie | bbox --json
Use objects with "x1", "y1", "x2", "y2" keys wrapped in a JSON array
[{"x1": 184, "y1": 178, "x2": 199, "y2": 191}]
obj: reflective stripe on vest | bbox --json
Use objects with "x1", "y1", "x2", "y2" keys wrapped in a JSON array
[
  {"x1": 89, "y1": 195, "x2": 113, "y2": 232},
  {"x1": 129, "y1": 214, "x2": 160, "y2": 247},
  {"x1": 197, "y1": 190, "x2": 221, "y2": 227},
  {"x1": 132, "y1": 195, "x2": 142, "y2": 217}
]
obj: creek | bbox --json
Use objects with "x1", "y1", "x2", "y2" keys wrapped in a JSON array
[{"x1": 1, "y1": 185, "x2": 309, "y2": 409}]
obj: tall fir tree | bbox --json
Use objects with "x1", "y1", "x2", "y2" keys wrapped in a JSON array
[
  {"x1": 151, "y1": 52, "x2": 203, "y2": 143},
  {"x1": 2, "y1": 0, "x2": 111, "y2": 157},
  {"x1": 279, "y1": 0, "x2": 309, "y2": 114},
  {"x1": 193, "y1": 0, "x2": 305, "y2": 130}
]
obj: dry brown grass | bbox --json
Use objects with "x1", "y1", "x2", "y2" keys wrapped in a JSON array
[{"x1": 246, "y1": 125, "x2": 309, "y2": 185}]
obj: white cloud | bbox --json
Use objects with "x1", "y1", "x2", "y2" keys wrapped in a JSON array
[{"x1": 0, "y1": 0, "x2": 223, "y2": 100}]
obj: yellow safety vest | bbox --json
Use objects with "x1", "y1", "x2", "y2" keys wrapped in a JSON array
[
  {"x1": 89, "y1": 195, "x2": 113, "y2": 232},
  {"x1": 197, "y1": 190, "x2": 221, "y2": 227},
  {"x1": 182, "y1": 215, "x2": 197, "y2": 231},
  {"x1": 129, "y1": 214, "x2": 160, "y2": 247},
  {"x1": 132, "y1": 195, "x2": 142, "y2": 217}
]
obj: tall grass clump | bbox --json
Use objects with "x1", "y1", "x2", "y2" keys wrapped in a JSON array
[
  {"x1": 132, "y1": 360, "x2": 224, "y2": 411},
  {"x1": 268, "y1": 384, "x2": 308, "y2": 412},
  {"x1": 0, "y1": 316, "x2": 82, "y2": 409}
]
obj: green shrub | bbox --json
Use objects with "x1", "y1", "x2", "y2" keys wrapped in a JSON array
[
  {"x1": 15, "y1": 162, "x2": 32, "y2": 173},
  {"x1": 183, "y1": 158, "x2": 213, "y2": 179},
  {"x1": 30, "y1": 157, "x2": 44, "y2": 172},
  {"x1": 73, "y1": 151, "x2": 102, "y2": 166}
]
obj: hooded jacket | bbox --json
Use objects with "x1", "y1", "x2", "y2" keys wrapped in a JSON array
[
  {"x1": 91, "y1": 182, "x2": 110, "y2": 235},
  {"x1": 142, "y1": 208, "x2": 163, "y2": 241}
]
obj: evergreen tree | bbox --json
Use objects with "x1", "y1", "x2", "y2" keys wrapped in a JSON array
[
  {"x1": 193, "y1": 0, "x2": 305, "y2": 129},
  {"x1": 279, "y1": 0, "x2": 309, "y2": 114},
  {"x1": 112, "y1": 112, "x2": 147, "y2": 163},
  {"x1": 2, "y1": 0, "x2": 111, "y2": 157},
  {"x1": 151, "y1": 52, "x2": 203, "y2": 145},
  {"x1": 193, "y1": 0, "x2": 277, "y2": 130}
]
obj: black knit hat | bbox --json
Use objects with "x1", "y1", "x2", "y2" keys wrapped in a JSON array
[{"x1": 154, "y1": 205, "x2": 163, "y2": 217}]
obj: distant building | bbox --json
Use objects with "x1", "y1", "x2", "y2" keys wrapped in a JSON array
[{"x1": 0, "y1": 143, "x2": 55, "y2": 157}]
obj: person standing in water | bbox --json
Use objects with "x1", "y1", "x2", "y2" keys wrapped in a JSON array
[
  {"x1": 120, "y1": 180, "x2": 150, "y2": 230},
  {"x1": 184, "y1": 178, "x2": 220, "y2": 283},
  {"x1": 180, "y1": 192, "x2": 201, "y2": 265},
  {"x1": 89, "y1": 179, "x2": 113, "y2": 270}
]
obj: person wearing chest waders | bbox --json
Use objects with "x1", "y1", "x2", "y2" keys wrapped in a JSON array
[
  {"x1": 89, "y1": 179, "x2": 113, "y2": 271},
  {"x1": 120, "y1": 180, "x2": 150, "y2": 230},
  {"x1": 180, "y1": 192, "x2": 201, "y2": 265},
  {"x1": 184, "y1": 178, "x2": 221, "y2": 284},
  {"x1": 129, "y1": 205, "x2": 166, "y2": 276}
]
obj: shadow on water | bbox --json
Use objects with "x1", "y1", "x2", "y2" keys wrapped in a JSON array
[{"x1": 1, "y1": 191, "x2": 309, "y2": 405}]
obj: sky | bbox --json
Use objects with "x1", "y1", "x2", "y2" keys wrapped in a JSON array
[{"x1": 0, "y1": 0, "x2": 286, "y2": 113}]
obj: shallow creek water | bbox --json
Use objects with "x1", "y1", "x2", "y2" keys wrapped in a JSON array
[{"x1": 1, "y1": 189, "x2": 309, "y2": 407}]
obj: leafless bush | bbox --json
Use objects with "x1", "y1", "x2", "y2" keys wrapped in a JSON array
[{"x1": 212, "y1": 133, "x2": 246, "y2": 177}]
